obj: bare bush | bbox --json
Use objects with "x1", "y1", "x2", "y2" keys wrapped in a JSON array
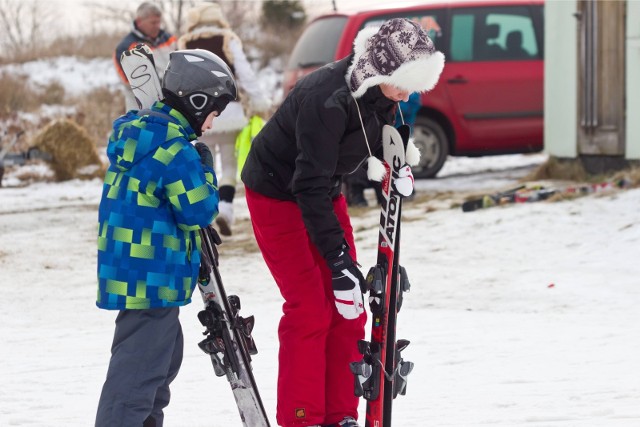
[
  {"x1": 252, "y1": 27, "x2": 305, "y2": 69},
  {"x1": 0, "y1": 73, "x2": 40, "y2": 114},
  {"x1": 0, "y1": 0, "x2": 58, "y2": 63},
  {"x1": 51, "y1": 32, "x2": 124, "y2": 59},
  {"x1": 72, "y1": 86, "x2": 125, "y2": 147},
  {"x1": 85, "y1": 0, "x2": 199, "y2": 37},
  {"x1": 39, "y1": 81, "x2": 66, "y2": 106},
  {"x1": 259, "y1": 1, "x2": 306, "y2": 68},
  {"x1": 0, "y1": 71, "x2": 66, "y2": 114}
]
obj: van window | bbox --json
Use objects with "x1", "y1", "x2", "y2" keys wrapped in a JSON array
[
  {"x1": 450, "y1": 6, "x2": 539, "y2": 62},
  {"x1": 451, "y1": 14, "x2": 474, "y2": 61},
  {"x1": 287, "y1": 16, "x2": 348, "y2": 68},
  {"x1": 362, "y1": 11, "x2": 445, "y2": 50}
]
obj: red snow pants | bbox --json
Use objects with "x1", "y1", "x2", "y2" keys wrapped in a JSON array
[{"x1": 245, "y1": 187, "x2": 367, "y2": 427}]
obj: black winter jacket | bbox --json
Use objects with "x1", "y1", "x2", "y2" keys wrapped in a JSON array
[{"x1": 241, "y1": 55, "x2": 395, "y2": 257}]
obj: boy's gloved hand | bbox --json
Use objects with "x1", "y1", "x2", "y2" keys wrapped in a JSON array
[
  {"x1": 326, "y1": 243, "x2": 365, "y2": 320},
  {"x1": 195, "y1": 142, "x2": 214, "y2": 170}
]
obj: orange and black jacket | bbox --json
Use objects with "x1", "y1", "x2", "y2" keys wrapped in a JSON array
[{"x1": 113, "y1": 22, "x2": 176, "y2": 84}]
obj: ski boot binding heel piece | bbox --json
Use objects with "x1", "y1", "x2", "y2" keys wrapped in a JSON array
[
  {"x1": 391, "y1": 338, "x2": 414, "y2": 398},
  {"x1": 197, "y1": 306, "x2": 228, "y2": 377},
  {"x1": 350, "y1": 340, "x2": 382, "y2": 401}
]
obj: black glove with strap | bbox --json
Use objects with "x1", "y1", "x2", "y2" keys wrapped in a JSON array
[
  {"x1": 326, "y1": 242, "x2": 366, "y2": 320},
  {"x1": 195, "y1": 142, "x2": 214, "y2": 170}
]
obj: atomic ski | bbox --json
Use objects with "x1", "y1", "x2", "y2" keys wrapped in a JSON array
[
  {"x1": 198, "y1": 226, "x2": 271, "y2": 427},
  {"x1": 119, "y1": 43, "x2": 163, "y2": 110},
  {"x1": 120, "y1": 48, "x2": 271, "y2": 427},
  {"x1": 350, "y1": 125, "x2": 414, "y2": 427}
]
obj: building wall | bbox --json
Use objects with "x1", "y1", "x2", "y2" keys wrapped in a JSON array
[
  {"x1": 545, "y1": 0, "x2": 640, "y2": 161},
  {"x1": 544, "y1": 0, "x2": 578, "y2": 158},
  {"x1": 627, "y1": 0, "x2": 640, "y2": 159}
]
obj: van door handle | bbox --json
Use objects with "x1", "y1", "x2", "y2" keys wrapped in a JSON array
[{"x1": 447, "y1": 76, "x2": 468, "y2": 84}]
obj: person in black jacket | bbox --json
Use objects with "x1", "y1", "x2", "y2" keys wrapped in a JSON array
[{"x1": 241, "y1": 18, "x2": 444, "y2": 427}]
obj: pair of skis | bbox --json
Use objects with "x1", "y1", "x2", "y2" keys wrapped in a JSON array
[
  {"x1": 120, "y1": 44, "x2": 270, "y2": 427},
  {"x1": 198, "y1": 225, "x2": 271, "y2": 426},
  {"x1": 462, "y1": 179, "x2": 632, "y2": 212},
  {"x1": 350, "y1": 124, "x2": 414, "y2": 427}
]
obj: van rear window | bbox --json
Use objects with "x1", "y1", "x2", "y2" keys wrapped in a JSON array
[{"x1": 287, "y1": 16, "x2": 348, "y2": 69}]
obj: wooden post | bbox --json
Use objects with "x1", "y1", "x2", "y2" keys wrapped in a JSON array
[{"x1": 576, "y1": 0, "x2": 626, "y2": 161}]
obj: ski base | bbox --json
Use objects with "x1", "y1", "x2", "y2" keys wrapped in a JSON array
[{"x1": 120, "y1": 43, "x2": 163, "y2": 110}]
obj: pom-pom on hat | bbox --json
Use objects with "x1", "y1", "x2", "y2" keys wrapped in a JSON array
[{"x1": 347, "y1": 18, "x2": 445, "y2": 99}]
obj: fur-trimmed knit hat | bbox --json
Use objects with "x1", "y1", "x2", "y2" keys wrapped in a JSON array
[
  {"x1": 185, "y1": 3, "x2": 230, "y2": 32},
  {"x1": 346, "y1": 18, "x2": 445, "y2": 99}
]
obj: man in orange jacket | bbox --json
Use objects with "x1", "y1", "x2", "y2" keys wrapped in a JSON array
[{"x1": 114, "y1": 2, "x2": 176, "y2": 111}]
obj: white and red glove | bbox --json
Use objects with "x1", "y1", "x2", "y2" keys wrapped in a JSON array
[
  {"x1": 393, "y1": 164, "x2": 414, "y2": 197},
  {"x1": 326, "y1": 243, "x2": 365, "y2": 320}
]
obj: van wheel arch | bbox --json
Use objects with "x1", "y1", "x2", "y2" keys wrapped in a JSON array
[{"x1": 411, "y1": 111, "x2": 454, "y2": 179}]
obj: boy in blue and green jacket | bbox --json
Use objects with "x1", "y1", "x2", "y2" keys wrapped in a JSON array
[{"x1": 95, "y1": 49, "x2": 237, "y2": 427}]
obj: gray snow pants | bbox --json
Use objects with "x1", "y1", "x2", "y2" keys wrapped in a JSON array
[{"x1": 95, "y1": 307, "x2": 184, "y2": 427}]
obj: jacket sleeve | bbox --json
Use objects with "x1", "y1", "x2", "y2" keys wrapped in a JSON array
[
  {"x1": 228, "y1": 38, "x2": 272, "y2": 114},
  {"x1": 114, "y1": 38, "x2": 132, "y2": 85},
  {"x1": 163, "y1": 141, "x2": 219, "y2": 231},
  {"x1": 292, "y1": 90, "x2": 348, "y2": 257}
]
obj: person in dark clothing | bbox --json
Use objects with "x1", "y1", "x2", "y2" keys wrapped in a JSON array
[
  {"x1": 114, "y1": 2, "x2": 177, "y2": 111},
  {"x1": 178, "y1": 3, "x2": 271, "y2": 236},
  {"x1": 95, "y1": 49, "x2": 237, "y2": 427},
  {"x1": 241, "y1": 18, "x2": 444, "y2": 427}
]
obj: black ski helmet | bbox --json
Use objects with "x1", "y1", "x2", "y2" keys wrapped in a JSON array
[{"x1": 162, "y1": 49, "x2": 237, "y2": 135}]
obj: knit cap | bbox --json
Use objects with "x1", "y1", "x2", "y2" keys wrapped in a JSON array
[{"x1": 347, "y1": 18, "x2": 445, "y2": 98}]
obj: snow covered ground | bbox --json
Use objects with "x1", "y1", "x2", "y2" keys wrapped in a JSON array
[
  {"x1": 1, "y1": 156, "x2": 639, "y2": 426},
  {"x1": 1, "y1": 57, "x2": 640, "y2": 426}
]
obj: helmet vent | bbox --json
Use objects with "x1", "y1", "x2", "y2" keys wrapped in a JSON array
[{"x1": 184, "y1": 54, "x2": 205, "y2": 63}]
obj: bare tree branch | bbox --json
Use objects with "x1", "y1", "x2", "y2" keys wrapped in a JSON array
[{"x1": 0, "y1": 0, "x2": 57, "y2": 60}]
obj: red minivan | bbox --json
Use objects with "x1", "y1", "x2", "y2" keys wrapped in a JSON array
[{"x1": 283, "y1": 0, "x2": 544, "y2": 178}]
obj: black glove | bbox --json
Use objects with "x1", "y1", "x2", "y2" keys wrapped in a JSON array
[
  {"x1": 195, "y1": 142, "x2": 214, "y2": 170},
  {"x1": 326, "y1": 242, "x2": 366, "y2": 319}
]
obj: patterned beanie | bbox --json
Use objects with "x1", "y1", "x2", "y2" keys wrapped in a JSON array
[{"x1": 346, "y1": 18, "x2": 445, "y2": 99}]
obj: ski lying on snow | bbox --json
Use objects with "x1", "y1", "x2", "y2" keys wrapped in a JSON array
[{"x1": 462, "y1": 179, "x2": 632, "y2": 212}]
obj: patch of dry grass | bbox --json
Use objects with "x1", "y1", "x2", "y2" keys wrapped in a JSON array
[
  {"x1": 523, "y1": 156, "x2": 589, "y2": 182},
  {"x1": 0, "y1": 32, "x2": 122, "y2": 65},
  {"x1": 52, "y1": 33, "x2": 123, "y2": 60},
  {"x1": 71, "y1": 86, "x2": 124, "y2": 147},
  {"x1": 0, "y1": 72, "x2": 55, "y2": 114},
  {"x1": 612, "y1": 165, "x2": 640, "y2": 187}
]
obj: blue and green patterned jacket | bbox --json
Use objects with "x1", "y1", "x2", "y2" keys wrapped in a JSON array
[{"x1": 97, "y1": 102, "x2": 218, "y2": 310}]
